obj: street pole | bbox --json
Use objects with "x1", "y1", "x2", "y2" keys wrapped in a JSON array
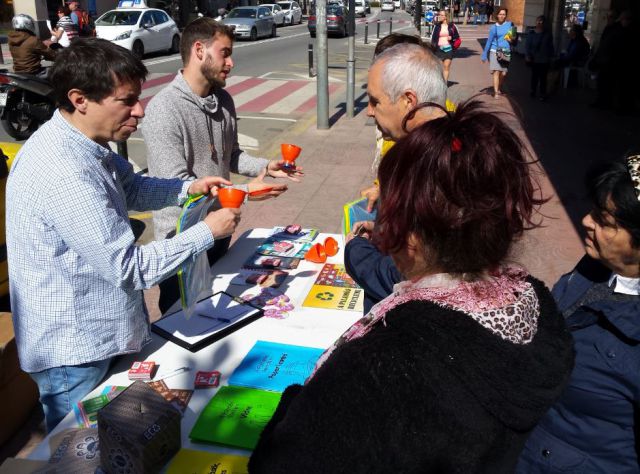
[
  {"x1": 346, "y1": 0, "x2": 355, "y2": 118},
  {"x1": 316, "y1": 0, "x2": 329, "y2": 129}
]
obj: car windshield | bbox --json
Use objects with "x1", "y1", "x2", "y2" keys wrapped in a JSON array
[
  {"x1": 327, "y1": 5, "x2": 342, "y2": 14},
  {"x1": 228, "y1": 8, "x2": 257, "y2": 18},
  {"x1": 277, "y1": 2, "x2": 292, "y2": 8},
  {"x1": 96, "y1": 11, "x2": 142, "y2": 26}
]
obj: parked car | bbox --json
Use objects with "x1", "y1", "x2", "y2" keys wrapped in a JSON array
[
  {"x1": 223, "y1": 6, "x2": 277, "y2": 41},
  {"x1": 354, "y1": 0, "x2": 366, "y2": 17},
  {"x1": 262, "y1": 4, "x2": 286, "y2": 26},
  {"x1": 381, "y1": 0, "x2": 395, "y2": 11},
  {"x1": 308, "y1": 4, "x2": 347, "y2": 37},
  {"x1": 276, "y1": 1, "x2": 303, "y2": 25},
  {"x1": 95, "y1": 7, "x2": 180, "y2": 59},
  {"x1": 394, "y1": 0, "x2": 401, "y2": 8}
]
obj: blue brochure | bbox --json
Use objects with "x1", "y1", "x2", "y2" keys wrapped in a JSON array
[{"x1": 228, "y1": 340, "x2": 324, "y2": 392}]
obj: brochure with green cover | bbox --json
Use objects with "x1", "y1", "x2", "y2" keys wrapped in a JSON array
[{"x1": 189, "y1": 385, "x2": 282, "y2": 450}]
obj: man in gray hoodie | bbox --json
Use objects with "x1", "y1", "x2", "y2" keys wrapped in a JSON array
[{"x1": 143, "y1": 18, "x2": 300, "y2": 313}]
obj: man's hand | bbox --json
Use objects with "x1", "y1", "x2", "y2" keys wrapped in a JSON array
[
  {"x1": 360, "y1": 184, "x2": 380, "y2": 212},
  {"x1": 248, "y1": 172, "x2": 288, "y2": 201},
  {"x1": 266, "y1": 160, "x2": 304, "y2": 182},
  {"x1": 345, "y1": 220, "x2": 375, "y2": 244},
  {"x1": 188, "y1": 176, "x2": 232, "y2": 198},
  {"x1": 203, "y1": 208, "x2": 241, "y2": 239}
]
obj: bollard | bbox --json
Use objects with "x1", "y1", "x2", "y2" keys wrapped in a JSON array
[
  {"x1": 117, "y1": 141, "x2": 129, "y2": 160},
  {"x1": 308, "y1": 42, "x2": 315, "y2": 77},
  {"x1": 389, "y1": 19, "x2": 392, "y2": 35},
  {"x1": 0, "y1": 43, "x2": 4, "y2": 65},
  {"x1": 376, "y1": 19, "x2": 380, "y2": 38},
  {"x1": 364, "y1": 22, "x2": 368, "y2": 44}
]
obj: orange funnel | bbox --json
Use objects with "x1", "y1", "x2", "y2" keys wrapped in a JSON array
[
  {"x1": 217, "y1": 187, "x2": 247, "y2": 208},
  {"x1": 324, "y1": 237, "x2": 339, "y2": 257},
  {"x1": 281, "y1": 143, "x2": 302, "y2": 163},
  {"x1": 305, "y1": 243, "x2": 327, "y2": 263}
]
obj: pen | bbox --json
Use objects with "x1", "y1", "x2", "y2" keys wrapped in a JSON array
[{"x1": 154, "y1": 366, "x2": 191, "y2": 381}]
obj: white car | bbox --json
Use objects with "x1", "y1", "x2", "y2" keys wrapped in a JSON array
[
  {"x1": 262, "y1": 4, "x2": 286, "y2": 26},
  {"x1": 381, "y1": 0, "x2": 395, "y2": 11},
  {"x1": 394, "y1": 0, "x2": 401, "y2": 8},
  {"x1": 95, "y1": 8, "x2": 180, "y2": 59},
  {"x1": 276, "y1": 1, "x2": 303, "y2": 25},
  {"x1": 354, "y1": 0, "x2": 366, "y2": 16}
]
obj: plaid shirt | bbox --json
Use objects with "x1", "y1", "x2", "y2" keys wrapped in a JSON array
[{"x1": 6, "y1": 110, "x2": 214, "y2": 372}]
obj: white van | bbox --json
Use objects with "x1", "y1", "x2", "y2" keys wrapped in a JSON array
[{"x1": 354, "y1": 0, "x2": 366, "y2": 16}]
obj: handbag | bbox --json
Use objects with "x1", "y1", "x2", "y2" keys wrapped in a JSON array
[{"x1": 496, "y1": 47, "x2": 511, "y2": 64}]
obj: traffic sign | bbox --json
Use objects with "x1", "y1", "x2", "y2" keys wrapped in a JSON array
[
  {"x1": 576, "y1": 11, "x2": 585, "y2": 23},
  {"x1": 425, "y1": 10, "x2": 434, "y2": 22}
]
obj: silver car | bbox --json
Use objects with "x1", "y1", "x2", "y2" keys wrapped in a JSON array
[
  {"x1": 276, "y1": 1, "x2": 303, "y2": 25},
  {"x1": 223, "y1": 6, "x2": 276, "y2": 41}
]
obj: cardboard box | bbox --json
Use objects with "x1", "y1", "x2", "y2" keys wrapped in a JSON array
[{"x1": 98, "y1": 381, "x2": 180, "y2": 473}]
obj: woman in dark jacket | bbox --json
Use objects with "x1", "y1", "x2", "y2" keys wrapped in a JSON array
[
  {"x1": 431, "y1": 10, "x2": 460, "y2": 82},
  {"x1": 517, "y1": 156, "x2": 640, "y2": 473},
  {"x1": 525, "y1": 15, "x2": 554, "y2": 100},
  {"x1": 248, "y1": 100, "x2": 574, "y2": 473}
]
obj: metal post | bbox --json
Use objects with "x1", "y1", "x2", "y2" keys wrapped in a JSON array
[
  {"x1": 414, "y1": 0, "x2": 422, "y2": 33},
  {"x1": 308, "y1": 42, "x2": 315, "y2": 77},
  {"x1": 346, "y1": 0, "x2": 356, "y2": 118},
  {"x1": 376, "y1": 19, "x2": 380, "y2": 38},
  {"x1": 0, "y1": 43, "x2": 4, "y2": 65},
  {"x1": 117, "y1": 141, "x2": 129, "y2": 160},
  {"x1": 389, "y1": 19, "x2": 392, "y2": 35},
  {"x1": 364, "y1": 22, "x2": 368, "y2": 44},
  {"x1": 316, "y1": 0, "x2": 329, "y2": 129}
]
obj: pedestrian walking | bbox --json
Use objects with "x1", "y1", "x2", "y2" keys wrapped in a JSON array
[
  {"x1": 474, "y1": 0, "x2": 487, "y2": 25},
  {"x1": 525, "y1": 15, "x2": 554, "y2": 100},
  {"x1": 431, "y1": 10, "x2": 461, "y2": 82},
  {"x1": 481, "y1": 8, "x2": 517, "y2": 98},
  {"x1": 51, "y1": 6, "x2": 78, "y2": 47}
]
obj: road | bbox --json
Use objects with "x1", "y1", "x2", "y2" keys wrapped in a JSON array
[{"x1": 1, "y1": 8, "x2": 417, "y2": 165}]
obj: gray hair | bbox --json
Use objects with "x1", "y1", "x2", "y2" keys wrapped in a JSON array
[{"x1": 373, "y1": 43, "x2": 447, "y2": 107}]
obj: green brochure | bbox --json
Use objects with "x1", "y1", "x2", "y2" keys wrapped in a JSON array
[{"x1": 189, "y1": 385, "x2": 282, "y2": 450}]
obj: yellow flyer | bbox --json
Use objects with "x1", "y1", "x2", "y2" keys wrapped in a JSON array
[
  {"x1": 302, "y1": 264, "x2": 364, "y2": 312},
  {"x1": 166, "y1": 448, "x2": 249, "y2": 474}
]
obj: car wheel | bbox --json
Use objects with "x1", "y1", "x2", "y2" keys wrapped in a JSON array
[
  {"x1": 250, "y1": 27, "x2": 257, "y2": 41},
  {"x1": 271, "y1": 24, "x2": 277, "y2": 37},
  {"x1": 169, "y1": 34, "x2": 180, "y2": 54},
  {"x1": 132, "y1": 40, "x2": 144, "y2": 60}
]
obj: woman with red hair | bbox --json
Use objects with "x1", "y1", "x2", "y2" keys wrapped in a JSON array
[{"x1": 249, "y1": 100, "x2": 574, "y2": 473}]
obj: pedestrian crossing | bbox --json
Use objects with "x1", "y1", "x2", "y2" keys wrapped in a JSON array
[{"x1": 140, "y1": 72, "x2": 344, "y2": 117}]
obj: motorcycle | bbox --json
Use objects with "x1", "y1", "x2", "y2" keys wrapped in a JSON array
[{"x1": 0, "y1": 70, "x2": 55, "y2": 140}]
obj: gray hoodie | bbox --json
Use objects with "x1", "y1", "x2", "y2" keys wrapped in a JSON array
[{"x1": 143, "y1": 71, "x2": 268, "y2": 240}]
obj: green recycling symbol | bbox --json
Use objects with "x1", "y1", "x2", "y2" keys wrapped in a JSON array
[{"x1": 316, "y1": 292, "x2": 334, "y2": 301}]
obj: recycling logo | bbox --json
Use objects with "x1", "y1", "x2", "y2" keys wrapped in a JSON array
[{"x1": 316, "y1": 292, "x2": 334, "y2": 301}]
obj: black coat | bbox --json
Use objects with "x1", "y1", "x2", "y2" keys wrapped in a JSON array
[{"x1": 249, "y1": 277, "x2": 575, "y2": 473}]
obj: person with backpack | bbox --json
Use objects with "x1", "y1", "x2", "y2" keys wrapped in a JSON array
[
  {"x1": 68, "y1": 1, "x2": 94, "y2": 37},
  {"x1": 431, "y1": 10, "x2": 461, "y2": 82},
  {"x1": 481, "y1": 8, "x2": 517, "y2": 98}
]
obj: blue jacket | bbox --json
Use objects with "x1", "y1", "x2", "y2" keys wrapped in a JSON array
[
  {"x1": 482, "y1": 21, "x2": 513, "y2": 61},
  {"x1": 517, "y1": 256, "x2": 640, "y2": 473},
  {"x1": 343, "y1": 237, "x2": 403, "y2": 314}
]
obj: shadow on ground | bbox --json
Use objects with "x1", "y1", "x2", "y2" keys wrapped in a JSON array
[{"x1": 504, "y1": 54, "x2": 640, "y2": 235}]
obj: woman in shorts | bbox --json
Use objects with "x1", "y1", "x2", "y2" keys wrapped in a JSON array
[{"x1": 431, "y1": 10, "x2": 460, "y2": 83}]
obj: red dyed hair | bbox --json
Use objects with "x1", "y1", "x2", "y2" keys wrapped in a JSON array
[{"x1": 375, "y1": 99, "x2": 545, "y2": 274}]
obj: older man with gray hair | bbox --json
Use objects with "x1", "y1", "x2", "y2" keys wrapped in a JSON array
[{"x1": 345, "y1": 41, "x2": 449, "y2": 313}]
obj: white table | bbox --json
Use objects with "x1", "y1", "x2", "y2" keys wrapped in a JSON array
[{"x1": 28, "y1": 228, "x2": 362, "y2": 461}]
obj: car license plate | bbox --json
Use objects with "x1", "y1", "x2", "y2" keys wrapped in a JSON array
[{"x1": 0, "y1": 92, "x2": 7, "y2": 107}]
